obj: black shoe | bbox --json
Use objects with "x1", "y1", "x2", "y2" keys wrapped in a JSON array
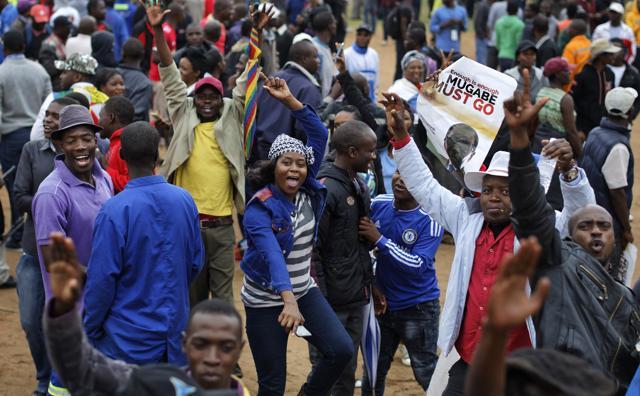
[
  {"x1": 0, "y1": 275, "x2": 16, "y2": 288},
  {"x1": 4, "y1": 238, "x2": 21, "y2": 250},
  {"x1": 297, "y1": 384, "x2": 308, "y2": 396}
]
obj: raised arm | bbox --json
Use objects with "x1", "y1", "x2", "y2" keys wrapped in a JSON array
[
  {"x1": 335, "y1": 55, "x2": 378, "y2": 131},
  {"x1": 43, "y1": 234, "x2": 134, "y2": 395},
  {"x1": 233, "y1": 4, "x2": 276, "y2": 116},
  {"x1": 505, "y1": 70, "x2": 562, "y2": 270},
  {"x1": 381, "y1": 92, "x2": 468, "y2": 237},
  {"x1": 145, "y1": 0, "x2": 189, "y2": 120},
  {"x1": 261, "y1": 75, "x2": 328, "y2": 178}
]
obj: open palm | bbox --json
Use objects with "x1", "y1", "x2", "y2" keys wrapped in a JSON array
[{"x1": 141, "y1": 0, "x2": 170, "y2": 27}]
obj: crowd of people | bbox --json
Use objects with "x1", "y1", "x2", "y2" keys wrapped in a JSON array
[{"x1": 1, "y1": 0, "x2": 640, "y2": 395}]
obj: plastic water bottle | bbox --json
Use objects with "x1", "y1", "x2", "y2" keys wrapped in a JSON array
[{"x1": 538, "y1": 139, "x2": 557, "y2": 193}]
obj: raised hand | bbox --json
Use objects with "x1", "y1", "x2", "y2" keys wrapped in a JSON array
[
  {"x1": 541, "y1": 138, "x2": 574, "y2": 172},
  {"x1": 503, "y1": 68, "x2": 548, "y2": 149},
  {"x1": 261, "y1": 73, "x2": 303, "y2": 110},
  {"x1": 439, "y1": 49, "x2": 454, "y2": 69},
  {"x1": 45, "y1": 233, "x2": 86, "y2": 316},
  {"x1": 141, "y1": 0, "x2": 170, "y2": 28},
  {"x1": 251, "y1": 3, "x2": 276, "y2": 32},
  {"x1": 335, "y1": 51, "x2": 347, "y2": 75},
  {"x1": 380, "y1": 92, "x2": 408, "y2": 140},
  {"x1": 486, "y1": 236, "x2": 550, "y2": 333}
]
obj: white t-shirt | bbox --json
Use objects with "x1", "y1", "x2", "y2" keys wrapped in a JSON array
[
  {"x1": 344, "y1": 46, "x2": 380, "y2": 102},
  {"x1": 608, "y1": 64, "x2": 626, "y2": 87},
  {"x1": 602, "y1": 143, "x2": 630, "y2": 189}
]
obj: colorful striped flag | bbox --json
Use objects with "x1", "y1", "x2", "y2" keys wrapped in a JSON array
[{"x1": 243, "y1": 27, "x2": 262, "y2": 160}]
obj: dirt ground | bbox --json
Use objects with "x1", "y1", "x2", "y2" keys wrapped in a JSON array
[{"x1": 2, "y1": 18, "x2": 640, "y2": 396}]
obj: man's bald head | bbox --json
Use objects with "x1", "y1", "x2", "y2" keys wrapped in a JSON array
[
  {"x1": 331, "y1": 120, "x2": 376, "y2": 153},
  {"x1": 78, "y1": 16, "x2": 97, "y2": 35},
  {"x1": 331, "y1": 120, "x2": 378, "y2": 173},
  {"x1": 351, "y1": 72, "x2": 370, "y2": 98},
  {"x1": 569, "y1": 205, "x2": 616, "y2": 266},
  {"x1": 569, "y1": 204, "x2": 613, "y2": 233},
  {"x1": 568, "y1": 19, "x2": 587, "y2": 37},
  {"x1": 204, "y1": 19, "x2": 222, "y2": 43},
  {"x1": 289, "y1": 40, "x2": 319, "y2": 75}
]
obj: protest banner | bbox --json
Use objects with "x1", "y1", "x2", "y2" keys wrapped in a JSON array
[{"x1": 416, "y1": 57, "x2": 517, "y2": 179}]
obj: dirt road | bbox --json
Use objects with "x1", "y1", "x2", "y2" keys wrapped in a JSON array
[{"x1": 1, "y1": 21, "x2": 640, "y2": 396}]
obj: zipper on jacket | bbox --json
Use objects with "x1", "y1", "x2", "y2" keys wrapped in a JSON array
[
  {"x1": 610, "y1": 336, "x2": 622, "y2": 372},
  {"x1": 579, "y1": 264, "x2": 608, "y2": 301},
  {"x1": 609, "y1": 295, "x2": 624, "y2": 322}
]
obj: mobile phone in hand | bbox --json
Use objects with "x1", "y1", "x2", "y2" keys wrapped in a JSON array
[{"x1": 295, "y1": 325, "x2": 312, "y2": 337}]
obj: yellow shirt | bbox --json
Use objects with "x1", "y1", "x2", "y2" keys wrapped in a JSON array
[{"x1": 174, "y1": 122, "x2": 233, "y2": 216}]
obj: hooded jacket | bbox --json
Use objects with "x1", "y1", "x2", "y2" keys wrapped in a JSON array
[{"x1": 313, "y1": 162, "x2": 373, "y2": 310}]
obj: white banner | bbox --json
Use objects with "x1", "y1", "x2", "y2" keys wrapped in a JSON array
[{"x1": 416, "y1": 57, "x2": 518, "y2": 174}]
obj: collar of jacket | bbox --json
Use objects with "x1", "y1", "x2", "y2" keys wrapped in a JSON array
[
  {"x1": 599, "y1": 117, "x2": 631, "y2": 136},
  {"x1": 283, "y1": 61, "x2": 320, "y2": 87}
]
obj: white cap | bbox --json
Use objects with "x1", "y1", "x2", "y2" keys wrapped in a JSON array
[
  {"x1": 605, "y1": 87, "x2": 638, "y2": 118},
  {"x1": 609, "y1": 2, "x2": 625, "y2": 14},
  {"x1": 464, "y1": 151, "x2": 510, "y2": 193},
  {"x1": 292, "y1": 33, "x2": 313, "y2": 44}
]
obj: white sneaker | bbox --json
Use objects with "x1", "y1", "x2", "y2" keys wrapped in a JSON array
[{"x1": 399, "y1": 344, "x2": 411, "y2": 366}]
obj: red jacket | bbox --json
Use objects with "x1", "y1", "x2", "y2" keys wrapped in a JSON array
[{"x1": 106, "y1": 128, "x2": 129, "y2": 193}]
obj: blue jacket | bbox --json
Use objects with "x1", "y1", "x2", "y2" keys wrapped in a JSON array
[
  {"x1": 84, "y1": 176, "x2": 204, "y2": 365},
  {"x1": 241, "y1": 105, "x2": 327, "y2": 294},
  {"x1": 106, "y1": 8, "x2": 130, "y2": 63},
  {"x1": 252, "y1": 65, "x2": 322, "y2": 163}
]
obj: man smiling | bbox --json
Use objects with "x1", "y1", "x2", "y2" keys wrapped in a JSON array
[
  {"x1": 31, "y1": 104, "x2": 113, "y2": 395},
  {"x1": 32, "y1": 104, "x2": 113, "y2": 300}
]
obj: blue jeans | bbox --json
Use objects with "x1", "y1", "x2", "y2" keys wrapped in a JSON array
[
  {"x1": 16, "y1": 253, "x2": 51, "y2": 394},
  {"x1": 363, "y1": 0, "x2": 377, "y2": 32},
  {"x1": 362, "y1": 299, "x2": 440, "y2": 395},
  {"x1": 0, "y1": 127, "x2": 30, "y2": 240},
  {"x1": 475, "y1": 37, "x2": 489, "y2": 66},
  {"x1": 245, "y1": 287, "x2": 354, "y2": 396}
]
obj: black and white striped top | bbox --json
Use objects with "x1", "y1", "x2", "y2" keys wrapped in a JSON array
[{"x1": 241, "y1": 192, "x2": 316, "y2": 308}]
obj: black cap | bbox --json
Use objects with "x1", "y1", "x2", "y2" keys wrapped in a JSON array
[
  {"x1": 516, "y1": 40, "x2": 537, "y2": 56},
  {"x1": 356, "y1": 24, "x2": 373, "y2": 34},
  {"x1": 51, "y1": 104, "x2": 102, "y2": 140},
  {"x1": 52, "y1": 15, "x2": 72, "y2": 29},
  {"x1": 120, "y1": 364, "x2": 238, "y2": 396}
]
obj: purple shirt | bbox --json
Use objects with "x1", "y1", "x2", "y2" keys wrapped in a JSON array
[{"x1": 33, "y1": 155, "x2": 113, "y2": 299}]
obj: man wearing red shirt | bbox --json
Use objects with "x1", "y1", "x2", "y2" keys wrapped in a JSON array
[
  {"x1": 200, "y1": 0, "x2": 232, "y2": 54},
  {"x1": 99, "y1": 96, "x2": 135, "y2": 193},
  {"x1": 380, "y1": 91, "x2": 596, "y2": 396}
]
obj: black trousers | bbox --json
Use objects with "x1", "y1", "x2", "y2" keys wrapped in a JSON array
[{"x1": 442, "y1": 359, "x2": 469, "y2": 396}]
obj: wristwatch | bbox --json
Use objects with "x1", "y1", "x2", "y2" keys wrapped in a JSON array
[{"x1": 561, "y1": 160, "x2": 579, "y2": 182}]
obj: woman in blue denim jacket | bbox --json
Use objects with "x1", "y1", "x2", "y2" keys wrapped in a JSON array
[{"x1": 240, "y1": 76, "x2": 354, "y2": 395}]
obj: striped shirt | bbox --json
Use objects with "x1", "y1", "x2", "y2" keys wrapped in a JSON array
[{"x1": 241, "y1": 192, "x2": 316, "y2": 308}]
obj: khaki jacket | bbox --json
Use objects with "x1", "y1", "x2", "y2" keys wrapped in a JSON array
[{"x1": 158, "y1": 62, "x2": 247, "y2": 213}]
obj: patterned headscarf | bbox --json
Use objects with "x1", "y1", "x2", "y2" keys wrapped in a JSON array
[
  {"x1": 401, "y1": 50, "x2": 428, "y2": 71},
  {"x1": 268, "y1": 134, "x2": 315, "y2": 165}
]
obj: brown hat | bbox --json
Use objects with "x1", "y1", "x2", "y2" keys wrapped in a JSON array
[{"x1": 51, "y1": 104, "x2": 102, "y2": 140}]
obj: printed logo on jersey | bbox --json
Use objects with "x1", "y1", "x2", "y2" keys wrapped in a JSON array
[
  {"x1": 402, "y1": 229, "x2": 417, "y2": 244},
  {"x1": 346, "y1": 196, "x2": 355, "y2": 206}
]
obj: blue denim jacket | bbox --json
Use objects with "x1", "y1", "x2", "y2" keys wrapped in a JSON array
[{"x1": 240, "y1": 105, "x2": 328, "y2": 294}]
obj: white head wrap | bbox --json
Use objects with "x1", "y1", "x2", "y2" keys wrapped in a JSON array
[{"x1": 268, "y1": 134, "x2": 315, "y2": 165}]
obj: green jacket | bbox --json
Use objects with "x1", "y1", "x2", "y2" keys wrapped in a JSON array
[
  {"x1": 495, "y1": 15, "x2": 524, "y2": 60},
  {"x1": 158, "y1": 62, "x2": 247, "y2": 214}
]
